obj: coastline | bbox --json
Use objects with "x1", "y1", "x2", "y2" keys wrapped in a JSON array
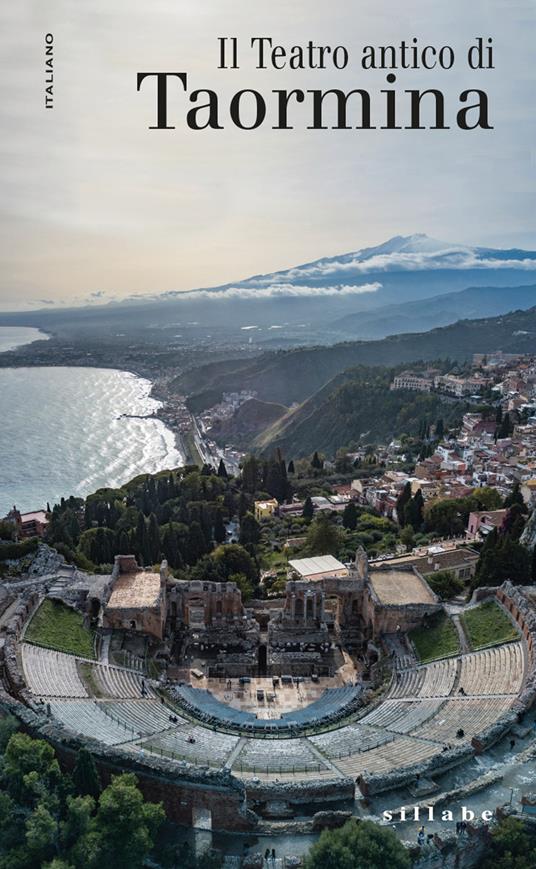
[
  {"x1": 0, "y1": 329, "x2": 241, "y2": 476},
  {"x1": 0, "y1": 361, "x2": 187, "y2": 514},
  {"x1": 0, "y1": 326, "x2": 51, "y2": 354}
]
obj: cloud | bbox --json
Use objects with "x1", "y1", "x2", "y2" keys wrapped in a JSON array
[
  {"x1": 278, "y1": 250, "x2": 536, "y2": 280},
  {"x1": 159, "y1": 281, "x2": 382, "y2": 302}
]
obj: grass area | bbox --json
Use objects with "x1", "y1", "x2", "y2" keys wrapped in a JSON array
[
  {"x1": 25, "y1": 598, "x2": 95, "y2": 659},
  {"x1": 78, "y1": 662, "x2": 103, "y2": 696},
  {"x1": 461, "y1": 600, "x2": 519, "y2": 650},
  {"x1": 262, "y1": 549, "x2": 290, "y2": 597},
  {"x1": 409, "y1": 612, "x2": 460, "y2": 663}
]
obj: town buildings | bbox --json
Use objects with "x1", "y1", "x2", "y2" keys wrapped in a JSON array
[{"x1": 3, "y1": 506, "x2": 49, "y2": 539}]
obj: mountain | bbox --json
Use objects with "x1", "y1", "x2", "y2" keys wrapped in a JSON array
[
  {"x1": 330, "y1": 284, "x2": 536, "y2": 339},
  {"x1": 209, "y1": 398, "x2": 287, "y2": 448},
  {"x1": 176, "y1": 306, "x2": 536, "y2": 412},
  {"x1": 2, "y1": 235, "x2": 536, "y2": 345},
  {"x1": 252, "y1": 367, "x2": 465, "y2": 458}
]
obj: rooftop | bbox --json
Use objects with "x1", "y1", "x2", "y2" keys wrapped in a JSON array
[
  {"x1": 288, "y1": 555, "x2": 348, "y2": 578},
  {"x1": 371, "y1": 546, "x2": 479, "y2": 574},
  {"x1": 20, "y1": 510, "x2": 48, "y2": 523},
  {"x1": 368, "y1": 568, "x2": 437, "y2": 606},
  {"x1": 106, "y1": 570, "x2": 161, "y2": 610}
]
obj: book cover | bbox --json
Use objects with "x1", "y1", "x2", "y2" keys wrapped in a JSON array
[{"x1": 1, "y1": 2, "x2": 535, "y2": 867}]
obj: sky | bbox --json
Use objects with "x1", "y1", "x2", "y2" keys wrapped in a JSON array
[{"x1": 1, "y1": 0, "x2": 535, "y2": 311}]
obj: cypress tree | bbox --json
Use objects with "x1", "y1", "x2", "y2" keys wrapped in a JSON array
[
  {"x1": 396, "y1": 482, "x2": 412, "y2": 526},
  {"x1": 186, "y1": 521, "x2": 208, "y2": 565},
  {"x1": 72, "y1": 747, "x2": 101, "y2": 799},
  {"x1": 504, "y1": 482, "x2": 525, "y2": 510},
  {"x1": 238, "y1": 491, "x2": 249, "y2": 520},
  {"x1": 342, "y1": 502, "x2": 358, "y2": 531},
  {"x1": 239, "y1": 512, "x2": 261, "y2": 546},
  {"x1": 162, "y1": 525, "x2": 182, "y2": 568},
  {"x1": 265, "y1": 458, "x2": 287, "y2": 502},
  {"x1": 405, "y1": 489, "x2": 424, "y2": 532},
  {"x1": 213, "y1": 510, "x2": 227, "y2": 544},
  {"x1": 311, "y1": 451, "x2": 323, "y2": 470},
  {"x1": 302, "y1": 496, "x2": 314, "y2": 521},
  {"x1": 117, "y1": 529, "x2": 130, "y2": 554},
  {"x1": 242, "y1": 455, "x2": 260, "y2": 493},
  {"x1": 147, "y1": 513, "x2": 161, "y2": 563}
]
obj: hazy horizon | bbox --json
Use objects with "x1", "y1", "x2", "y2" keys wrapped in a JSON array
[{"x1": 1, "y1": 0, "x2": 535, "y2": 311}]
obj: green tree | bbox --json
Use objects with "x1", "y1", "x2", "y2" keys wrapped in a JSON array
[
  {"x1": 133, "y1": 511, "x2": 149, "y2": 564},
  {"x1": 264, "y1": 456, "x2": 290, "y2": 502},
  {"x1": 60, "y1": 794, "x2": 95, "y2": 857},
  {"x1": 0, "y1": 520, "x2": 16, "y2": 541},
  {"x1": 474, "y1": 530, "x2": 531, "y2": 589},
  {"x1": 504, "y1": 482, "x2": 526, "y2": 510},
  {"x1": 213, "y1": 509, "x2": 227, "y2": 545},
  {"x1": 426, "y1": 569, "x2": 464, "y2": 600},
  {"x1": 0, "y1": 714, "x2": 18, "y2": 751},
  {"x1": 302, "y1": 496, "x2": 314, "y2": 522},
  {"x1": 4, "y1": 732, "x2": 61, "y2": 802},
  {"x1": 116, "y1": 529, "x2": 130, "y2": 554},
  {"x1": 287, "y1": 460, "x2": 295, "y2": 474},
  {"x1": 311, "y1": 451, "x2": 324, "y2": 470},
  {"x1": 213, "y1": 543, "x2": 258, "y2": 584},
  {"x1": 503, "y1": 503, "x2": 527, "y2": 540},
  {"x1": 43, "y1": 860, "x2": 76, "y2": 869},
  {"x1": 399, "y1": 524, "x2": 415, "y2": 551},
  {"x1": 473, "y1": 487, "x2": 503, "y2": 510},
  {"x1": 480, "y1": 816, "x2": 536, "y2": 869},
  {"x1": 304, "y1": 819, "x2": 410, "y2": 869},
  {"x1": 405, "y1": 489, "x2": 424, "y2": 532},
  {"x1": 186, "y1": 521, "x2": 209, "y2": 565},
  {"x1": 25, "y1": 802, "x2": 58, "y2": 863},
  {"x1": 239, "y1": 512, "x2": 261, "y2": 547},
  {"x1": 241, "y1": 455, "x2": 261, "y2": 493},
  {"x1": 435, "y1": 418, "x2": 444, "y2": 439},
  {"x1": 147, "y1": 513, "x2": 161, "y2": 563},
  {"x1": 72, "y1": 748, "x2": 101, "y2": 800},
  {"x1": 238, "y1": 490, "x2": 250, "y2": 520},
  {"x1": 87, "y1": 773, "x2": 164, "y2": 869},
  {"x1": 396, "y1": 482, "x2": 412, "y2": 527},
  {"x1": 305, "y1": 514, "x2": 342, "y2": 556},
  {"x1": 342, "y1": 502, "x2": 358, "y2": 531},
  {"x1": 498, "y1": 412, "x2": 514, "y2": 439},
  {"x1": 78, "y1": 527, "x2": 116, "y2": 566},
  {"x1": 228, "y1": 572, "x2": 254, "y2": 602},
  {"x1": 161, "y1": 524, "x2": 183, "y2": 569},
  {"x1": 217, "y1": 458, "x2": 228, "y2": 478}
]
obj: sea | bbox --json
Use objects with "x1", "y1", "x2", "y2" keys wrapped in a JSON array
[
  {"x1": 0, "y1": 327, "x2": 184, "y2": 515},
  {"x1": 0, "y1": 325, "x2": 49, "y2": 353}
]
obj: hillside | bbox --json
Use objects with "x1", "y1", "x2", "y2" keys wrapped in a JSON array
[
  {"x1": 176, "y1": 306, "x2": 536, "y2": 410},
  {"x1": 253, "y1": 367, "x2": 466, "y2": 457},
  {"x1": 2, "y1": 235, "x2": 536, "y2": 344},
  {"x1": 330, "y1": 284, "x2": 536, "y2": 339},
  {"x1": 209, "y1": 398, "x2": 288, "y2": 447}
]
